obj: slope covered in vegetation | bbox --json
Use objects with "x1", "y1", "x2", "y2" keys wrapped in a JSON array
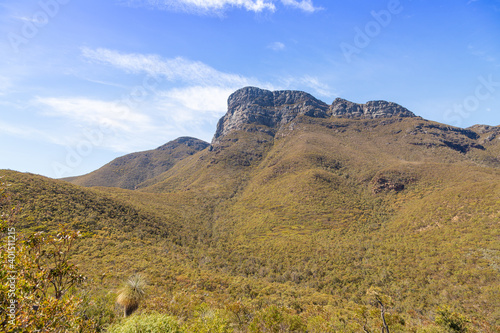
[
  {"x1": 66, "y1": 137, "x2": 209, "y2": 190},
  {"x1": 2, "y1": 88, "x2": 499, "y2": 332}
]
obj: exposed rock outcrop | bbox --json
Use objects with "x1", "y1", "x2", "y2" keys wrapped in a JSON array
[
  {"x1": 468, "y1": 124, "x2": 500, "y2": 143},
  {"x1": 212, "y1": 87, "x2": 416, "y2": 144},
  {"x1": 329, "y1": 98, "x2": 416, "y2": 119},
  {"x1": 213, "y1": 87, "x2": 329, "y2": 143}
]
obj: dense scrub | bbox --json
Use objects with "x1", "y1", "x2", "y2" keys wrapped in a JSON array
[{"x1": 1, "y1": 117, "x2": 499, "y2": 332}]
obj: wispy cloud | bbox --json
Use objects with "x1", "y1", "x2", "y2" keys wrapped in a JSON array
[
  {"x1": 119, "y1": 0, "x2": 321, "y2": 15},
  {"x1": 81, "y1": 47, "x2": 336, "y2": 98},
  {"x1": 268, "y1": 41, "x2": 285, "y2": 51},
  {"x1": 82, "y1": 77, "x2": 130, "y2": 89},
  {"x1": 79, "y1": 47, "x2": 276, "y2": 146},
  {"x1": 120, "y1": 0, "x2": 275, "y2": 15},
  {"x1": 0, "y1": 120, "x2": 67, "y2": 146},
  {"x1": 281, "y1": 75, "x2": 333, "y2": 97},
  {"x1": 77, "y1": 47, "x2": 334, "y2": 148},
  {"x1": 33, "y1": 96, "x2": 167, "y2": 152},
  {"x1": 81, "y1": 47, "x2": 254, "y2": 87},
  {"x1": 13, "y1": 15, "x2": 46, "y2": 24},
  {"x1": 36, "y1": 97, "x2": 152, "y2": 132},
  {"x1": 467, "y1": 44, "x2": 497, "y2": 64},
  {"x1": 160, "y1": 86, "x2": 234, "y2": 113},
  {"x1": 154, "y1": 86, "x2": 235, "y2": 140},
  {"x1": 280, "y1": 0, "x2": 321, "y2": 13}
]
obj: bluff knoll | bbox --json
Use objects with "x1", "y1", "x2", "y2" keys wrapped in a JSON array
[{"x1": 213, "y1": 86, "x2": 416, "y2": 144}]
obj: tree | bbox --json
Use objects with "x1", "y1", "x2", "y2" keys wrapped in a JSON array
[
  {"x1": 116, "y1": 274, "x2": 147, "y2": 317},
  {"x1": 366, "y1": 287, "x2": 391, "y2": 333}
]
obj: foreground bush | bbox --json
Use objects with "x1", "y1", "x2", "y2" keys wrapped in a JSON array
[
  {"x1": 248, "y1": 305, "x2": 306, "y2": 333},
  {"x1": 107, "y1": 313, "x2": 184, "y2": 333},
  {"x1": 187, "y1": 303, "x2": 233, "y2": 333}
]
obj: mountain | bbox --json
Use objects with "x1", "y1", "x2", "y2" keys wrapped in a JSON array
[
  {"x1": 69, "y1": 87, "x2": 499, "y2": 192},
  {"x1": 212, "y1": 86, "x2": 416, "y2": 145},
  {"x1": 127, "y1": 87, "x2": 499, "y2": 194},
  {"x1": 4, "y1": 87, "x2": 500, "y2": 332},
  {"x1": 66, "y1": 137, "x2": 209, "y2": 189}
]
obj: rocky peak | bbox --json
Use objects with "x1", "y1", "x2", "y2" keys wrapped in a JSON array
[
  {"x1": 227, "y1": 87, "x2": 273, "y2": 110},
  {"x1": 212, "y1": 87, "x2": 417, "y2": 144},
  {"x1": 330, "y1": 98, "x2": 416, "y2": 119},
  {"x1": 213, "y1": 87, "x2": 329, "y2": 144}
]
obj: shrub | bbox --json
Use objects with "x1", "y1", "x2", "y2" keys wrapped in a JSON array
[
  {"x1": 107, "y1": 313, "x2": 183, "y2": 333},
  {"x1": 117, "y1": 274, "x2": 146, "y2": 317},
  {"x1": 249, "y1": 305, "x2": 306, "y2": 333},
  {"x1": 435, "y1": 306, "x2": 469, "y2": 333},
  {"x1": 187, "y1": 303, "x2": 233, "y2": 333},
  {"x1": 0, "y1": 223, "x2": 90, "y2": 332}
]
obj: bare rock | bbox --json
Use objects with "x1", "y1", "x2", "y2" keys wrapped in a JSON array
[
  {"x1": 213, "y1": 87, "x2": 329, "y2": 144},
  {"x1": 330, "y1": 98, "x2": 416, "y2": 119},
  {"x1": 212, "y1": 87, "x2": 417, "y2": 144}
]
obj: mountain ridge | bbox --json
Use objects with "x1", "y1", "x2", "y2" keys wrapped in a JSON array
[
  {"x1": 67, "y1": 87, "x2": 499, "y2": 190},
  {"x1": 212, "y1": 86, "x2": 418, "y2": 144}
]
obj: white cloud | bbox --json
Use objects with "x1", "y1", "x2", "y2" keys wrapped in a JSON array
[
  {"x1": 161, "y1": 86, "x2": 234, "y2": 113},
  {"x1": 152, "y1": 86, "x2": 235, "y2": 142},
  {"x1": 81, "y1": 47, "x2": 253, "y2": 88},
  {"x1": 120, "y1": 0, "x2": 321, "y2": 14},
  {"x1": 78, "y1": 47, "x2": 275, "y2": 147},
  {"x1": 298, "y1": 75, "x2": 332, "y2": 97},
  {"x1": 33, "y1": 97, "x2": 168, "y2": 152},
  {"x1": 268, "y1": 42, "x2": 285, "y2": 51},
  {"x1": 13, "y1": 15, "x2": 47, "y2": 24},
  {"x1": 280, "y1": 0, "x2": 321, "y2": 13},
  {"x1": 121, "y1": 0, "x2": 275, "y2": 15},
  {"x1": 76, "y1": 47, "x2": 335, "y2": 149},
  {"x1": 36, "y1": 97, "x2": 152, "y2": 132},
  {"x1": 280, "y1": 75, "x2": 333, "y2": 97},
  {"x1": 32, "y1": 90, "x2": 231, "y2": 152}
]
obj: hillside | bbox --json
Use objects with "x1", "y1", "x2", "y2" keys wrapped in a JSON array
[
  {"x1": 3, "y1": 87, "x2": 500, "y2": 332},
  {"x1": 66, "y1": 137, "x2": 209, "y2": 190}
]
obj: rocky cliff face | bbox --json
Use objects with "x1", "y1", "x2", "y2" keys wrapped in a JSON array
[
  {"x1": 329, "y1": 98, "x2": 415, "y2": 119},
  {"x1": 212, "y1": 86, "x2": 417, "y2": 144},
  {"x1": 213, "y1": 87, "x2": 329, "y2": 143}
]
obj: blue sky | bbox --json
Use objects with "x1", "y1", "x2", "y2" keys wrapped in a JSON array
[{"x1": 0, "y1": 0, "x2": 499, "y2": 178}]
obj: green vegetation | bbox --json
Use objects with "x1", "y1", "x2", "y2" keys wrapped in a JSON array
[
  {"x1": 67, "y1": 137, "x2": 209, "y2": 190},
  {"x1": 1, "y1": 116, "x2": 499, "y2": 332},
  {"x1": 0, "y1": 185, "x2": 91, "y2": 332},
  {"x1": 435, "y1": 306, "x2": 470, "y2": 333},
  {"x1": 107, "y1": 313, "x2": 183, "y2": 333}
]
